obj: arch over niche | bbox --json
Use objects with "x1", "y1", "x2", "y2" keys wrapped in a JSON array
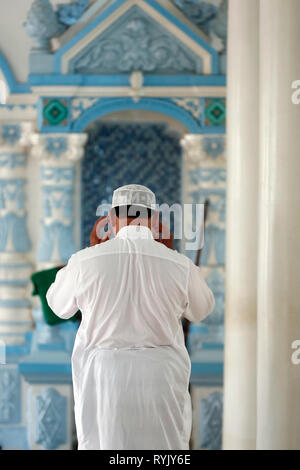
[
  {"x1": 71, "y1": 97, "x2": 202, "y2": 134},
  {"x1": 0, "y1": 52, "x2": 31, "y2": 95},
  {"x1": 80, "y1": 116, "x2": 184, "y2": 249},
  {"x1": 92, "y1": 108, "x2": 189, "y2": 136}
]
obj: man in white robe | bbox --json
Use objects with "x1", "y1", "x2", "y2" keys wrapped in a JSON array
[{"x1": 46, "y1": 184, "x2": 215, "y2": 450}]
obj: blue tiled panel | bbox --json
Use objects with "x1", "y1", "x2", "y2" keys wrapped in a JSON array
[
  {"x1": 81, "y1": 122, "x2": 182, "y2": 249},
  {"x1": 0, "y1": 366, "x2": 21, "y2": 425}
]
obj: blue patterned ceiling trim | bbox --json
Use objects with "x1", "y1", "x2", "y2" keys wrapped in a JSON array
[
  {"x1": 0, "y1": 53, "x2": 31, "y2": 94},
  {"x1": 53, "y1": 0, "x2": 218, "y2": 74}
]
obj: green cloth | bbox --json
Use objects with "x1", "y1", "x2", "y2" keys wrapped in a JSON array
[{"x1": 31, "y1": 267, "x2": 81, "y2": 326}]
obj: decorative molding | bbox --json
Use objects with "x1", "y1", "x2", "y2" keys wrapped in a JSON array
[
  {"x1": 0, "y1": 122, "x2": 34, "y2": 345},
  {"x1": 182, "y1": 131, "x2": 226, "y2": 354},
  {"x1": 0, "y1": 154, "x2": 27, "y2": 169},
  {"x1": 30, "y1": 133, "x2": 87, "y2": 163},
  {"x1": 30, "y1": 133, "x2": 86, "y2": 264},
  {"x1": 129, "y1": 70, "x2": 144, "y2": 103},
  {"x1": 71, "y1": 97, "x2": 98, "y2": 120},
  {"x1": 41, "y1": 166, "x2": 75, "y2": 185},
  {"x1": 174, "y1": 0, "x2": 228, "y2": 73},
  {"x1": 24, "y1": 0, "x2": 65, "y2": 51},
  {"x1": 30, "y1": 83, "x2": 227, "y2": 99},
  {"x1": 35, "y1": 388, "x2": 67, "y2": 449},
  {"x1": 31, "y1": 307, "x2": 65, "y2": 351},
  {"x1": 57, "y1": 0, "x2": 90, "y2": 27},
  {"x1": 189, "y1": 188, "x2": 226, "y2": 222},
  {"x1": 58, "y1": 0, "x2": 217, "y2": 75},
  {"x1": 0, "y1": 368, "x2": 21, "y2": 424},
  {"x1": 181, "y1": 134, "x2": 205, "y2": 168},
  {"x1": 199, "y1": 391, "x2": 223, "y2": 450},
  {"x1": 71, "y1": 97, "x2": 203, "y2": 133},
  {"x1": 69, "y1": 6, "x2": 203, "y2": 75},
  {"x1": 202, "y1": 135, "x2": 225, "y2": 159},
  {"x1": 42, "y1": 98, "x2": 69, "y2": 127},
  {"x1": 44, "y1": 136, "x2": 68, "y2": 158},
  {"x1": 204, "y1": 98, "x2": 226, "y2": 126},
  {"x1": 172, "y1": 97, "x2": 202, "y2": 124},
  {"x1": 209, "y1": 0, "x2": 228, "y2": 53},
  {"x1": 0, "y1": 185, "x2": 31, "y2": 253},
  {"x1": 189, "y1": 168, "x2": 226, "y2": 186},
  {"x1": 174, "y1": 0, "x2": 218, "y2": 36},
  {"x1": 0, "y1": 122, "x2": 34, "y2": 152},
  {"x1": 1, "y1": 124, "x2": 21, "y2": 145},
  {"x1": 38, "y1": 220, "x2": 76, "y2": 262}
]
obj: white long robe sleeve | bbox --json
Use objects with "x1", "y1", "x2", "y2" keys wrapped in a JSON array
[
  {"x1": 185, "y1": 260, "x2": 215, "y2": 323},
  {"x1": 45, "y1": 225, "x2": 215, "y2": 450},
  {"x1": 46, "y1": 256, "x2": 80, "y2": 320}
]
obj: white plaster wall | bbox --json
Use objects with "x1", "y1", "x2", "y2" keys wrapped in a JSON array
[{"x1": 0, "y1": 0, "x2": 72, "y2": 83}]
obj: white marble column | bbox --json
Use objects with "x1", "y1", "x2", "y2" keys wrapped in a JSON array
[
  {"x1": 30, "y1": 133, "x2": 87, "y2": 269},
  {"x1": 0, "y1": 122, "x2": 35, "y2": 345},
  {"x1": 257, "y1": 0, "x2": 300, "y2": 450},
  {"x1": 222, "y1": 0, "x2": 259, "y2": 449}
]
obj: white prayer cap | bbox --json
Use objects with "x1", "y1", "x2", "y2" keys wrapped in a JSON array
[{"x1": 111, "y1": 184, "x2": 156, "y2": 210}]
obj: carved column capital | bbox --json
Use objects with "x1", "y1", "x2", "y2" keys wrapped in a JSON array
[
  {"x1": 30, "y1": 133, "x2": 88, "y2": 164},
  {"x1": 0, "y1": 122, "x2": 35, "y2": 153},
  {"x1": 180, "y1": 134, "x2": 205, "y2": 169}
]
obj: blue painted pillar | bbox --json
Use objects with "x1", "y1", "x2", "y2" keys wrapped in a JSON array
[
  {"x1": 0, "y1": 122, "x2": 34, "y2": 346},
  {"x1": 181, "y1": 133, "x2": 226, "y2": 450},
  {"x1": 30, "y1": 133, "x2": 87, "y2": 268},
  {"x1": 17, "y1": 132, "x2": 87, "y2": 450}
]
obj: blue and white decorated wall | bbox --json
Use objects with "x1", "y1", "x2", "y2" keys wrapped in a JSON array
[{"x1": 0, "y1": 0, "x2": 227, "y2": 450}]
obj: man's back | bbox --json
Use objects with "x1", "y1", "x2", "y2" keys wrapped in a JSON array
[
  {"x1": 46, "y1": 223, "x2": 215, "y2": 450},
  {"x1": 47, "y1": 224, "x2": 215, "y2": 351}
]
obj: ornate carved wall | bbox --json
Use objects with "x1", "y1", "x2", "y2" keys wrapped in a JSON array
[
  {"x1": 0, "y1": 0, "x2": 228, "y2": 451},
  {"x1": 81, "y1": 121, "x2": 182, "y2": 248}
]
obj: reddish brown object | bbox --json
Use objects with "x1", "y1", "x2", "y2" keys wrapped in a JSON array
[
  {"x1": 90, "y1": 216, "x2": 111, "y2": 246},
  {"x1": 90, "y1": 217, "x2": 174, "y2": 249},
  {"x1": 153, "y1": 221, "x2": 174, "y2": 250}
]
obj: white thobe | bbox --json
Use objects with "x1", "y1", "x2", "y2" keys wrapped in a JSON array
[{"x1": 46, "y1": 225, "x2": 215, "y2": 450}]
